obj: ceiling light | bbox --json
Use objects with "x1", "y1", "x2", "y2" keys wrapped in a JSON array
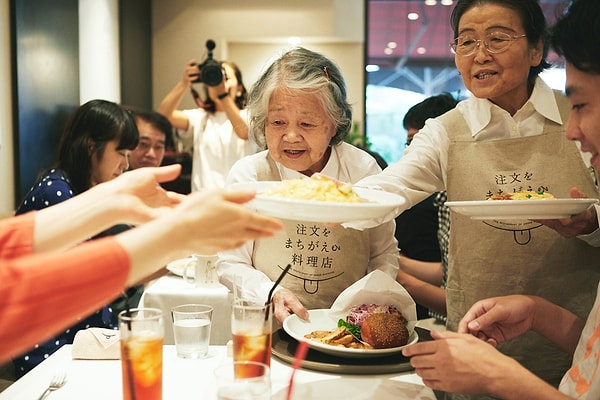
[
  {"x1": 417, "y1": 47, "x2": 426, "y2": 54},
  {"x1": 407, "y1": 12, "x2": 419, "y2": 21},
  {"x1": 366, "y1": 65, "x2": 380, "y2": 72},
  {"x1": 441, "y1": 0, "x2": 453, "y2": 5},
  {"x1": 424, "y1": 0, "x2": 437, "y2": 5},
  {"x1": 387, "y1": 42, "x2": 397, "y2": 49},
  {"x1": 384, "y1": 48, "x2": 393, "y2": 55},
  {"x1": 287, "y1": 36, "x2": 301, "y2": 45}
]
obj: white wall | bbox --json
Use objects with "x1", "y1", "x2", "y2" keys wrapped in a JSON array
[
  {"x1": 151, "y1": 0, "x2": 365, "y2": 122},
  {"x1": 0, "y1": 0, "x2": 15, "y2": 216}
]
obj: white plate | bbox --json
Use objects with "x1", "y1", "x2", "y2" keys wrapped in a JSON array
[
  {"x1": 228, "y1": 181, "x2": 404, "y2": 223},
  {"x1": 282, "y1": 309, "x2": 418, "y2": 359},
  {"x1": 445, "y1": 198, "x2": 598, "y2": 220},
  {"x1": 165, "y1": 257, "x2": 195, "y2": 277}
]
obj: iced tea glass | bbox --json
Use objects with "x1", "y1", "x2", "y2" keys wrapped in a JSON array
[
  {"x1": 231, "y1": 301, "x2": 272, "y2": 378},
  {"x1": 119, "y1": 308, "x2": 164, "y2": 400}
]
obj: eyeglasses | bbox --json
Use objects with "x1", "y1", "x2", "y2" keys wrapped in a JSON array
[{"x1": 450, "y1": 32, "x2": 527, "y2": 56}]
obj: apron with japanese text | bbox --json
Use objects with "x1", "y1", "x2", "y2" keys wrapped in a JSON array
[
  {"x1": 252, "y1": 153, "x2": 370, "y2": 309},
  {"x1": 443, "y1": 92, "x2": 600, "y2": 399}
]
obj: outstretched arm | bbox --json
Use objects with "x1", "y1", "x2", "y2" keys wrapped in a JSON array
[
  {"x1": 33, "y1": 165, "x2": 184, "y2": 253},
  {"x1": 158, "y1": 60, "x2": 199, "y2": 130}
]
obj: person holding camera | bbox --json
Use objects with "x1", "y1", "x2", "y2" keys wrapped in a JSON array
[{"x1": 159, "y1": 47, "x2": 255, "y2": 191}]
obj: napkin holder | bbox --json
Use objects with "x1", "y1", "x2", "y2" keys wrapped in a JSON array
[{"x1": 72, "y1": 328, "x2": 120, "y2": 360}]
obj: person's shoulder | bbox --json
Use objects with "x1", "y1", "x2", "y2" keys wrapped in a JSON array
[{"x1": 17, "y1": 169, "x2": 74, "y2": 214}]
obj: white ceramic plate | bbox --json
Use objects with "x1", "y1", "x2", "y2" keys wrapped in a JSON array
[
  {"x1": 282, "y1": 309, "x2": 418, "y2": 359},
  {"x1": 228, "y1": 181, "x2": 404, "y2": 223},
  {"x1": 445, "y1": 198, "x2": 598, "y2": 220},
  {"x1": 165, "y1": 257, "x2": 195, "y2": 277}
]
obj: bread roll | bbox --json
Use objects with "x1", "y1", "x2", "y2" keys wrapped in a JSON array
[{"x1": 360, "y1": 313, "x2": 409, "y2": 349}]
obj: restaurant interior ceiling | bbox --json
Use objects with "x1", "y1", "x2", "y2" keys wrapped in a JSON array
[{"x1": 367, "y1": 0, "x2": 569, "y2": 91}]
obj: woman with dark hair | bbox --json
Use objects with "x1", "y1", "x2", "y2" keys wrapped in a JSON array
[
  {"x1": 13, "y1": 98, "x2": 139, "y2": 376},
  {"x1": 159, "y1": 59, "x2": 255, "y2": 191},
  {"x1": 19, "y1": 98, "x2": 138, "y2": 210},
  {"x1": 216, "y1": 47, "x2": 399, "y2": 324},
  {"x1": 350, "y1": 0, "x2": 600, "y2": 396}
]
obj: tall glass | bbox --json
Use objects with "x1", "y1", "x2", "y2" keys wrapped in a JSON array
[
  {"x1": 231, "y1": 301, "x2": 272, "y2": 378},
  {"x1": 119, "y1": 308, "x2": 164, "y2": 400}
]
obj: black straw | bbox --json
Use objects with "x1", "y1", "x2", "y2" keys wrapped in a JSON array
[
  {"x1": 265, "y1": 264, "x2": 291, "y2": 321},
  {"x1": 122, "y1": 292, "x2": 136, "y2": 400}
]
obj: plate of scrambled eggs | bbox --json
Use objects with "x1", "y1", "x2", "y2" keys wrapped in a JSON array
[{"x1": 228, "y1": 178, "x2": 405, "y2": 223}]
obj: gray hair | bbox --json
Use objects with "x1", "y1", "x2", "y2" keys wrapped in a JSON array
[{"x1": 247, "y1": 47, "x2": 352, "y2": 150}]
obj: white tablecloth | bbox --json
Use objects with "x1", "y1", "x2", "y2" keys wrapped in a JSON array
[
  {"x1": 0, "y1": 345, "x2": 435, "y2": 400},
  {"x1": 139, "y1": 274, "x2": 233, "y2": 345}
]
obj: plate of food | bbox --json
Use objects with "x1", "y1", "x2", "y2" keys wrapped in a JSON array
[
  {"x1": 165, "y1": 257, "x2": 195, "y2": 277},
  {"x1": 228, "y1": 176, "x2": 405, "y2": 223},
  {"x1": 282, "y1": 305, "x2": 418, "y2": 359},
  {"x1": 446, "y1": 191, "x2": 598, "y2": 220}
]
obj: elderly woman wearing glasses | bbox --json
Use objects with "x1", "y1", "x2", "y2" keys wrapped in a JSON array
[{"x1": 352, "y1": 0, "x2": 600, "y2": 397}]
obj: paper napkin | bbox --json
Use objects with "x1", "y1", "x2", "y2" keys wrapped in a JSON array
[{"x1": 72, "y1": 328, "x2": 121, "y2": 359}]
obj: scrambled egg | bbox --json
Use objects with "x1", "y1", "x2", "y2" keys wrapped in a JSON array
[{"x1": 263, "y1": 176, "x2": 361, "y2": 203}]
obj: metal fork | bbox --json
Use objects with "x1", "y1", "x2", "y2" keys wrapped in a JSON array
[{"x1": 38, "y1": 369, "x2": 67, "y2": 400}]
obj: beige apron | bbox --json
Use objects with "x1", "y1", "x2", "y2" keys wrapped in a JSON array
[
  {"x1": 443, "y1": 92, "x2": 600, "y2": 399},
  {"x1": 251, "y1": 153, "x2": 370, "y2": 309}
]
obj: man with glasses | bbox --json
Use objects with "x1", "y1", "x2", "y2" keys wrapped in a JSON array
[
  {"x1": 352, "y1": 1, "x2": 600, "y2": 396},
  {"x1": 127, "y1": 108, "x2": 171, "y2": 170}
]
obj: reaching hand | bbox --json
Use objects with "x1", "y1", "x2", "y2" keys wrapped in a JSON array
[
  {"x1": 402, "y1": 330, "x2": 525, "y2": 395},
  {"x1": 457, "y1": 295, "x2": 537, "y2": 346},
  {"x1": 166, "y1": 188, "x2": 284, "y2": 255},
  {"x1": 97, "y1": 165, "x2": 185, "y2": 225}
]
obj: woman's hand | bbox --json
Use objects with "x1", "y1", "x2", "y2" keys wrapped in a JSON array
[
  {"x1": 535, "y1": 187, "x2": 598, "y2": 237},
  {"x1": 98, "y1": 164, "x2": 185, "y2": 225},
  {"x1": 166, "y1": 188, "x2": 284, "y2": 255},
  {"x1": 183, "y1": 59, "x2": 200, "y2": 86},
  {"x1": 272, "y1": 288, "x2": 309, "y2": 323}
]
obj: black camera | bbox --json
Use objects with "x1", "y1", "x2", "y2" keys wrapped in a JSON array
[{"x1": 192, "y1": 39, "x2": 223, "y2": 86}]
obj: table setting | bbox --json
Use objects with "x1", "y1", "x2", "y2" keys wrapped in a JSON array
[
  {"x1": 0, "y1": 343, "x2": 434, "y2": 400},
  {"x1": 0, "y1": 263, "x2": 439, "y2": 400}
]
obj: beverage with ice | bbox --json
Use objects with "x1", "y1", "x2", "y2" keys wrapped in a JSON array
[
  {"x1": 231, "y1": 301, "x2": 272, "y2": 378},
  {"x1": 173, "y1": 318, "x2": 211, "y2": 358},
  {"x1": 121, "y1": 334, "x2": 163, "y2": 400},
  {"x1": 118, "y1": 308, "x2": 163, "y2": 400}
]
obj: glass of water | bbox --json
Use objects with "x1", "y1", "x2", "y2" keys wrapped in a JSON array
[{"x1": 171, "y1": 304, "x2": 213, "y2": 359}]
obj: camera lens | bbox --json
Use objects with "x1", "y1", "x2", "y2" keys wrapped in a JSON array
[{"x1": 201, "y1": 60, "x2": 223, "y2": 87}]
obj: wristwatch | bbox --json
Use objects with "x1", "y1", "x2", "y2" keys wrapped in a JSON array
[{"x1": 217, "y1": 92, "x2": 229, "y2": 100}]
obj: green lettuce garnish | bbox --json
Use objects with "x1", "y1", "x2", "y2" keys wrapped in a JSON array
[{"x1": 338, "y1": 319, "x2": 361, "y2": 339}]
